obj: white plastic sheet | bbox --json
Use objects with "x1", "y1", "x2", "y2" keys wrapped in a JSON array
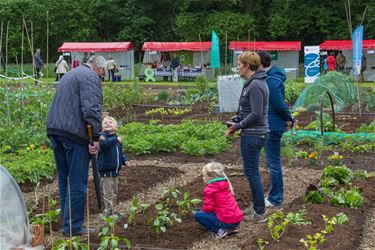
[
  {"x1": 0, "y1": 164, "x2": 30, "y2": 249},
  {"x1": 217, "y1": 75, "x2": 244, "y2": 112}
]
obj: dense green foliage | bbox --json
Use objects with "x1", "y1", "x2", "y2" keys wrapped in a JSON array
[
  {"x1": 0, "y1": 0, "x2": 374, "y2": 62},
  {"x1": 119, "y1": 120, "x2": 231, "y2": 156}
]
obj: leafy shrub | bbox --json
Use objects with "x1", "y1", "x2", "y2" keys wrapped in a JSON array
[
  {"x1": 155, "y1": 90, "x2": 170, "y2": 102},
  {"x1": 305, "y1": 190, "x2": 324, "y2": 204},
  {"x1": 120, "y1": 120, "x2": 230, "y2": 156},
  {"x1": 355, "y1": 120, "x2": 375, "y2": 133},
  {"x1": 285, "y1": 79, "x2": 304, "y2": 104},
  {"x1": 321, "y1": 165, "x2": 352, "y2": 184},
  {"x1": 330, "y1": 187, "x2": 364, "y2": 208},
  {"x1": 1, "y1": 146, "x2": 55, "y2": 184}
]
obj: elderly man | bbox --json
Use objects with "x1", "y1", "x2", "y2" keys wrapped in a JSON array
[{"x1": 47, "y1": 55, "x2": 106, "y2": 236}]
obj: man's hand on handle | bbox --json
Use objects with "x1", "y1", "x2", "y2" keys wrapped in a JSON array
[{"x1": 89, "y1": 141, "x2": 99, "y2": 155}]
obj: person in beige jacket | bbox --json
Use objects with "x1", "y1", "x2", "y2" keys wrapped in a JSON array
[
  {"x1": 106, "y1": 56, "x2": 117, "y2": 81},
  {"x1": 55, "y1": 55, "x2": 69, "y2": 82}
]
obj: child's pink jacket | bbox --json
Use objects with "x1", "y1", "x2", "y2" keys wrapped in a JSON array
[{"x1": 202, "y1": 178, "x2": 244, "y2": 224}]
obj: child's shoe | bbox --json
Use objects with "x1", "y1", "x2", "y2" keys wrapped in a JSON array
[{"x1": 213, "y1": 228, "x2": 228, "y2": 240}]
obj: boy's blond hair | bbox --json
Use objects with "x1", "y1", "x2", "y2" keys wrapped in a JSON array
[
  {"x1": 102, "y1": 116, "x2": 118, "y2": 128},
  {"x1": 202, "y1": 162, "x2": 234, "y2": 195}
]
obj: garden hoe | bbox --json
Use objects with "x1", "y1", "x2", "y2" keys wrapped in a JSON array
[{"x1": 87, "y1": 123, "x2": 102, "y2": 210}]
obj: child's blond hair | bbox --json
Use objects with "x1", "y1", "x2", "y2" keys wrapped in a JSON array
[
  {"x1": 102, "y1": 116, "x2": 118, "y2": 128},
  {"x1": 202, "y1": 162, "x2": 234, "y2": 195}
]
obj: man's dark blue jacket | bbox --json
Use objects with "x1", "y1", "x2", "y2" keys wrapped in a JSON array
[
  {"x1": 98, "y1": 132, "x2": 127, "y2": 177},
  {"x1": 266, "y1": 65, "x2": 293, "y2": 132}
]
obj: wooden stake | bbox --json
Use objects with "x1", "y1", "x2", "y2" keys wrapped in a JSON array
[
  {"x1": 5, "y1": 21, "x2": 9, "y2": 77},
  {"x1": 86, "y1": 184, "x2": 90, "y2": 249},
  {"x1": 225, "y1": 31, "x2": 228, "y2": 75},
  {"x1": 46, "y1": 11, "x2": 49, "y2": 78},
  {"x1": 67, "y1": 177, "x2": 72, "y2": 250},
  {"x1": 21, "y1": 21, "x2": 24, "y2": 79}
]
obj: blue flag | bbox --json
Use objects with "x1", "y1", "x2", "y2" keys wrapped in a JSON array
[
  {"x1": 210, "y1": 31, "x2": 220, "y2": 68},
  {"x1": 352, "y1": 25, "x2": 363, "y2": 76}
]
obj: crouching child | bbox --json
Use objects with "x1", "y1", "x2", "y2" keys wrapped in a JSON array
[{"x1": 195, "y1": 163, "x2": 243, "y2": 240}]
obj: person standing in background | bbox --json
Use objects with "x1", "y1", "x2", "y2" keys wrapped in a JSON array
[
  {"x1": 33, "y1": 48, "x2": 45, "y2": 81},
  {"x1": 55, "y1": 55, "x2": 69, "y2": 82},
  {"x1": 82, "y1": 52, "x2": 90, "y2": 64},
  {"x1": 336, "y1": 51, "x2": 346, "y2": 73},
  {"x1": 106, "y1": 56, "x2": 117, "y2": 82},
  {"x1": 71, "y1": 56, "x2": 81, "y2": 69},
  {"x1": 327, "y1": 52, "x2": 336, "y2": 72}
]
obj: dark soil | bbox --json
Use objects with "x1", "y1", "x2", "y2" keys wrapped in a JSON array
[
  {"x1": 241, "y1": 176, "x2": 375, "y2": 250},
  {"x1": 87, "y1": 165, "x2": 183, "y2": 214},
  {"x1": 30, "y1": 165, "x2": 182, "y2": 223},
  {"x1": 89, "y1": 170, "x2": 271, "y2": 249},
  {"x1": 296, "y1": 111, "x2": 374, "y2": 133}
]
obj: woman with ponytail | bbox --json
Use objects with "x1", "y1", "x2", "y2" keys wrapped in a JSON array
[{"x1": 194, "y1": 163, "x2": 243, "y2": 240}]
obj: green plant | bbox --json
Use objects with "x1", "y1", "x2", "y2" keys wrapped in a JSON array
[
  {"x1": 295, "y1": 150, "x2": 309, "y2": 159},
  {"x1": 280, "y1": 143, "x2": 295, "y2": 166},
  {"x1": 119, "y1": 120, "x2": 230, "y2": 156},
  {"x1": 98, "y1": 213, "x2": 131, "y2": 249},
  {"x1": 155, "y1": 90, "x2": 170, "y2": 102},
  {"x1": 356, "y1": 120, "x2": 375, "y2": 133},
  {"x1": 150, "y1": 203, "x2": 181, "y2": 233},
  {"x1": 304, "y1": 190, "x2": 324, "y2": 204},
  {"x1": 286, "y1": 210, "x2": 311, "y2": 225},
  {"x1": 300, "y1": 212, "x2": 348, "y2": 250},
  {"x1": 0, "y1": 146, "x2": 55, "y2": 184},
  {"x1": 31, "y1": 207, "x2": 60, "y2": 226},
  {"x1": 327, "y1": 152, "x2": 343, "y2": 165},
  {"x1": 330, "y1": 187, "x2": 364, "y2": 208},
  {"x1": 98, "y1": 235, "x2": 131, "y2": 250},
  {"x1": 161, "y1": 187, "x2": 181, "y2": 206},
  {"x1": 176, "y1": 191, "x2": 201, "y2": 215},
  {"x1": 304, "y1": 112, "x2": 337, "y2": 132},
  {"x1": 257, "y1": 238, "x2": 269, "y2": 250},
  {"x1": 267, "y1": 211, "x2": 289, "y2": 240},
  {"x1": 127, "y1": 196, "x2": 149, "y2": 225},
  {"x1": 319, "y1": 177, "x2": 338, "y2": 188},
  {"x1": 300, "y1": 233, "x2": 326, "y2": 250},
  {"x1": 321, "y1": 165, "x2": 352, "y2": 184},
  {"x1": 285, "y1": 79, "x2": 304, "y2": 104},
  {"x1": 352, "y1": 170, "x2": 374, "y2": 180},
  {"x1": 308, "y1": 152, "x2": 318, "y2": 165},
  {"x1": 52, "y1": 236, "x2": 88, "y2": 250}
]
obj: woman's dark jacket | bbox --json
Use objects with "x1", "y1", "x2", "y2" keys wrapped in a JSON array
[{"x1": 235, "y1": 70, "x2": 270, "y2": 136}]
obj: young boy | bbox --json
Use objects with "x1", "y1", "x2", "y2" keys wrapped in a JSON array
[{"x1": 98, "y1": 116, "x2": 129, "y2": 219}]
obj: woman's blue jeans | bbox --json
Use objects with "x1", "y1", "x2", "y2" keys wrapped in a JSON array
[
  {"x1": 194, "y1": 211, "x2": 239, "y2": 233},
  {"x1": 50, "y1": 135, "x2": 90, "y2": 235},
  {"x1": 264, "y1": 131, "x2": 284, "y2": 205},
  {"x1": 240, "y1": 134, "x2": 268, "y2": 215}
]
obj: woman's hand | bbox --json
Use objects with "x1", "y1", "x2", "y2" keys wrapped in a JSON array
[{"x1": 225, "y1": 122, "x2": 237, "y2": 136}]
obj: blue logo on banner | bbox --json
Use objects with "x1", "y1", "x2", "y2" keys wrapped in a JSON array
[
  {"x1": 352, "y1": 25, "x2": 363, "y2": 76},
  {"x1": 304, "y1": 53, "x2": 320, "y2": 77}
]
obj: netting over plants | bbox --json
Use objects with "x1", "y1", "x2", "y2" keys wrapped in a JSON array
[
  {"x1": 0, "y1": 164, "x2": 30, "y2": 248},
  {"x1": 292, "y1": 72, "x2": 357, "y2": 112}
]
